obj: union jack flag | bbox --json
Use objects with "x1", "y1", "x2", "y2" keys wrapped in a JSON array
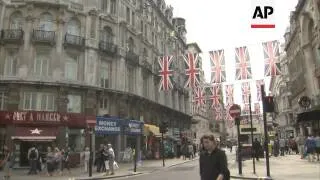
[
  {"x1": 158, "y1": 56, "x2": 174, "y2": 91},
  {"x1": 241, "y1": 82, "x2": 251, "y2": 104},
  {"x1": 193, "y1": 87, "x2": 205, "y2": 106},
  {"x1": 254, "y1": 102, "x2": 261, "y2": 114},
  {"x1": 226, "y1": 105, "x2": 233, "y2": 121},
  {"x1": 183, "y1": 53, "x2": 201, "y2": 89},
  {"x1": 256, "y1": 79, "x2": 265, "y2": 101},
  {"x1": 243, "y1": 104, "x2": 250, "y2": 115},
  {"x1": 225, "y1": 84, "x2": 234, "y2": 106},
  {"x1": 209, "y1": 85, "x2": 221, "y2": 108},
  {"x1": 263, "y1": 40, "x2": 281, "y2": 76},
  {"x1": 209, "y1": 50, "x2": 226, "y2": 83},
  {"x1": 214, "y1": 106, "x2": 223, "y2": 121},
  {"x1": 235, "y1": 46, "x2": 252, "y2": 80}
]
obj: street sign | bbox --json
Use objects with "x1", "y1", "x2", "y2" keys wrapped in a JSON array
[{"x1": 229, "y1": 104, "x2": 241, "y2": 118}]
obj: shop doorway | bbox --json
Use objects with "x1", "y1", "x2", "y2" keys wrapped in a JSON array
[{"x1": 19, "y1": 141, "x2": 53, "y2": 167}]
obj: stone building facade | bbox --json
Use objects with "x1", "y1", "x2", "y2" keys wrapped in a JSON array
[
  {"x1": 0, "y1": 0, "x2": 192, "y2": 165},
  {"x1": 270, "y1": 43, "x2": 294, "y2": 138},
  {"x1": 284, "y1": 0, "x2": 320, "y2": 136}
]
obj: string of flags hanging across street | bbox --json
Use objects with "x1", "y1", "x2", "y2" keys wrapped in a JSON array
[{"x1": 157, "y1": 40, "x2": 281, "y2": 126}]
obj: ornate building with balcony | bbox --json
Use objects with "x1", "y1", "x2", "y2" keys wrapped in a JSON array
[
  {"x1": 284, "y1": 0, "x2": 320, "y2": 136},
  {"x1": 270, "y1": 43, "x2": 295, "y2": 138},
  {"x1": 0, "y1": 0, "x2": 192, "y2": 165}
]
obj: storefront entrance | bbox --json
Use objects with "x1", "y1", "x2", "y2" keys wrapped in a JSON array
[{"x1": 15, "y1": 140, "x2": 54, "y2": 167}]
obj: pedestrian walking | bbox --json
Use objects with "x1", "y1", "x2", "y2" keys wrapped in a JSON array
[
  {"x1": 253, "y1": 138, "x2": 262, "y2": 161},
  {"x1": 61, "y1": 147, "x2": 71, "y2": 175},
  {"x1": 199, "y1": 134, "x2": 230, "y2": 180},
  {"x1": 0, "y1": 146, "x2": 15, "y2": 180},
  {"x1": 46, "y1": 147, "x2": 55, "y2": 176},
  {"x1": 82, "y1": 147, "x2": 90, "y2": 173},
  {"x1": 305, "y1": 135, "x2": 316, "y2": 162},
  {"x1": 104, "y1": 144, "x2": 115, "y2": 176},
  {"x1": 27, "y1": 144, "x2": 39, "y2": 175},
  {"x1": 315, "y1": 133, "x2": 320, "y2": 161},
  {"x1": 279, "y1": 138, "x2": 285, "y2": 156}
]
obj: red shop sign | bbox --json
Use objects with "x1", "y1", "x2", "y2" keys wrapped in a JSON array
[{"x1": 0, "y1": 111, "x2": 87, "y2": 128}]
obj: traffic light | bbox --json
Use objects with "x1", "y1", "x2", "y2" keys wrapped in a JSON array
[
  {"x1": 263, "y1": 96, "x2": 275, "y2": 112},
  {"x1": 159, "y1": 121, "x2": 169, "y2": 134}
]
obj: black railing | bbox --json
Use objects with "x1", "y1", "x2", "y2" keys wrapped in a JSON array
[
  {"x1": 64, "y1": 33, "x2": 85, "y2": 47},
  {"x1": 32, "y1": 29, "x2": 55, "y2": 44},
  {"x1": 126, "y1": 51, "x2": 139, "y2": 64},
  {"x1": 1, "y1": 29, "x2": 24, "y2": 42},
  {"x1": 98, "y1": 41, "x2": 117, "y2": 56}
]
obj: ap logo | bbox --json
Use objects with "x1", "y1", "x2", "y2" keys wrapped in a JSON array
[{"x1": 251, "y1": 0, "x2": 275, "y2": 28}]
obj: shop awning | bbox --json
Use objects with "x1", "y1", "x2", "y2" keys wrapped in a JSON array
[
  {"x1": 297, "y1": 110, "x2": 320, "y2": 123},
  {"x1": 11, "y1": 136, "x2": 56, "y2": 141},
  {"x1": 144, "y1": 124, "x2": 161, "y2": 137}
]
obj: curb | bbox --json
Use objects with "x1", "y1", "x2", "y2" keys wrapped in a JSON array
[
  {"x1": 230, "y1": 175, "x2": 273, "y2": 180},
  {"x1": 75, "y1": 158, "x2": 199, "y2": 180}
]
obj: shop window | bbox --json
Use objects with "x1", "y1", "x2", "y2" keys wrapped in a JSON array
[
  {"x1": 68, "y1": 128, "x2": 84, "y2": 152},
  {"x1": 22, "y1": 92, "x2": 56, "y2": 111},
  {"x1": 67, "y1": 94, "x2": 81, "y2": 113}
]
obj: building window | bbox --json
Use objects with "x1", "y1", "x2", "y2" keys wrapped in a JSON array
[
  {"x1": 67, "y1": 18, "x2": 81, "y2": 36},
  {"x1": 101, "y1": 0, "x2": 108, "y2": 12},
  {"x1": 100, "y1": 61, "x2": 110, "y2": 88},
  {"x1": 110, "y1": 0, "x2": 116, "y2": 14},
  {"x1": 126, "y1": 7, "x2": 130, "y2": 23},
  {"x1": 39, "y1": 12, "x2": 53, "y2": 31},
  {"x1": 131, "y1": 12, "x2": 135, "y2": 27},
  {"x1": 22, "y1": 92, "x2": 56, "y2": 111},
  {"x1": 100, "y1": 26, "x2": 113, "y2": 43},
  {"x1": 99, "y1": 97, "x2": 108, "y2": 110},
  {"x1": 67, "y1": 94, "x2": 81, "y2": 113},
  {"x1": 10, "y1": 11, "x2": 23, "y2": 29},
  {"x1": 65, "y1": 54, "x2": 78, "y2": 81},
  {"x1": 4, "y1": 49, "x2": 18, "y2": 76},
  {"x1": 143, "y1": 75, "x2": 149, "y2": 97},
  {"x1": 34, "y1": 51, "x2": 49, "y2": 77},
  {"x1": 127, "y1": 66, "x2": 134, "y2": 92},
  {"x1": 0, "y1": 92, "x2": 6, "y2": 110}
]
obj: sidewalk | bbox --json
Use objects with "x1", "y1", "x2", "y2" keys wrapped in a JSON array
[
  {"x1": 11, "y1": 157, "x2": 198, "y2": 180},
  {"x1": 229, "y1": 154, "x2": 320, "y2": 180}
]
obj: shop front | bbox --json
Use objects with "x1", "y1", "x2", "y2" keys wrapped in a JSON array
[
  {"x1": 95, "y1": 116, "x2": 121, "y2": 160},
  {"x1": 144, "y1": 124, "x2": 161, "y2": 159},
  {"x1": 123, "y1": 120, "x2": 143, "y2": 162},
  {"x1": 0, "y1": 111, "x2": 88, "y2": 167}
]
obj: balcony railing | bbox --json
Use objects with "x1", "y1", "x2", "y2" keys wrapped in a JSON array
[
  {"x1": 32, "y1": 29, "x2": 55, "y2": 45},
  {"x1": 126, "y1": 51, "x2": 139, "y2": 65},
  {"x1": 64, "y1": 33, "x2": 85, "y2": 48},
  {"x1": 1, "y1": 29, "x2": 24, "y2": 44},
  {"x1": 98, "y1": 41, "x2": 117, "y2": 56}
]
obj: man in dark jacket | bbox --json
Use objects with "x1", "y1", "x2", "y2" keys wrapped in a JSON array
[{"x1": 200, "y1": 134, "x2": 229, "y2": 180}]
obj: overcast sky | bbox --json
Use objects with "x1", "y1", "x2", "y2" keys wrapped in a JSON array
[{"x1": 165, "y1": 0, "x2": 299, "y2": 108}]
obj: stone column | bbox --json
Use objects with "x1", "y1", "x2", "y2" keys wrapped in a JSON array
[
  {"x1": 118, "y1": 48, "x2": 127, "y2": 91},
  {"x1": 57, "y1": 87, "x2": 68, "y2": 113},
  {"x1": 7, "y1": 84, "x2": 19, "y2": 111},
  {"x1": 302, "y1": 44, "x2": 318, "y2": 96}
]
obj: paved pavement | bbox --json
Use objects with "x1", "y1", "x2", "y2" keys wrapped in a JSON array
[{"x1": 10, "y1": 157, "x2": 198, "y2": 180}]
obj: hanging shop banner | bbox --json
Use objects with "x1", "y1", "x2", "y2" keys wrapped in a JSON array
[
  {"x1": 123, "y1": 120, "x2": 143, "y2": 135},
  {"x1": 95, "y1": 117, "x2": 121, "y2": 135}
]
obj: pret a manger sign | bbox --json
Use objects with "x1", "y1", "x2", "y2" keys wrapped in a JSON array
[
  {"x1": 251, "y1": 0, "x2": 275, "y2": 28},
  {"x1": 10, "y1": 111, "x2": 68, "y2": 123}
]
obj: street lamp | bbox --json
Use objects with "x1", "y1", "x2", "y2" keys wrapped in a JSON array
[{"x1": 87, "y1": 127, "x2": 94, "y2": 177}]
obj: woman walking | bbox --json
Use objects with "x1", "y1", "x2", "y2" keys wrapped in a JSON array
[{"x1": 46, "y1": 147, "x2": 55, "y2": 176}]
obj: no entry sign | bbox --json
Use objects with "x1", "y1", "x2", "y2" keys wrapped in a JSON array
[{"x1": 229, "y1": 104, "x2": 241, "y2": 118}]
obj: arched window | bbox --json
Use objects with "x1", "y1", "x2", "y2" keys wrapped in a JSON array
[
  {"x1": 100, "y1": 26, "x2": 113, "y2": 43},
  {"x1": 127, "y1": 37, "x2": 134, "y2": 52},
  {"x1": 67, "y1": 18, "x2": 81, "y2": 35},
  {"x1": 9, "y1": 11, "x2": 23, "y2": 29},
  {"x1": 39, "y1": 12, "x2": 53, "y2": 31}
]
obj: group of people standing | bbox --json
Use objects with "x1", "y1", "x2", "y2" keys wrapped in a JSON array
[
  {"x1": 27, "y1": 145, "x2": 71, "y2": 176},
  {"x1": 94, "y1": 143, "x2": 116, "y2": 176}
]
